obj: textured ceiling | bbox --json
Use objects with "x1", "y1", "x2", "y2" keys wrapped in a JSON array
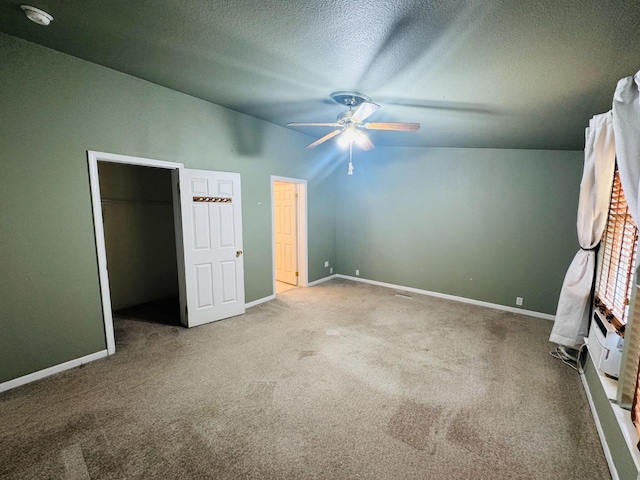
[{"x1": 2, "y1": 0, "x2": 640, "y2": 150}]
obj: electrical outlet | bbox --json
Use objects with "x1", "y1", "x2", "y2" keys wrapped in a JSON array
[
  {"x1": 516, "y1": 297, "x2": 523, "y2": 306},
  {"x1": 329, "y1": 267, "x2": 333, "y2": 274},
  {"x1": 356, "y1": 269, "x2": 360, "y2": 276},
  {"x1": 324, "y1": 261, "x2": 329, "y2": 267}
]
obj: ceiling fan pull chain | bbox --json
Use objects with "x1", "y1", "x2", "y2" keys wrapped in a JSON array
[{"x1": 348, "y1": 143, "x2": 354, "y2": 175}]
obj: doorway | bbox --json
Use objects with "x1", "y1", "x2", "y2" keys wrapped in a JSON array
[
  {"x1": 271, "y1": 176, "x2": 308, "y2": 296},
  {"x1": 97, "y1": 162, "x2": 180, "y2": 328},
  {"x1": 88, "y1": 152, "x2": 183, "y2": 354}
]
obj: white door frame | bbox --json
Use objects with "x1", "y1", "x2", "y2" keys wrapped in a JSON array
[
  {"x1": 87, "y1": 151, "x2": 184, "y2": 355},
  {"x1": 271, "y1": 176, "x2": 308, "y2": 293}
]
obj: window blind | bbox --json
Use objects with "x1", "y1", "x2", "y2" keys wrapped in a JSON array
[
  {"x1": 619, "y1": 288, "x2": 640, "y2": 409},
  {"x1": 594, "y1": 169, "x2": 638, "y2": 331},
  {"x1": 633, "y1": 352, "x2": 640, "y2": 451}
]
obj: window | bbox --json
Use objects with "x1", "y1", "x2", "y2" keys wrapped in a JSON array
[
  {"x1": 593, "y1": 168, "x2": 640, "y2": 452},
  {"x1": 594, "y1": 168, "x2": 638, "y2": 332}
]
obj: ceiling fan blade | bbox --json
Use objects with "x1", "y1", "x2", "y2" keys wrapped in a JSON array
[
  {"x1": 363, "y1": 122, "x2": 420, "y2": 132},
  {"x1": 305, "y1": 129, "x2": 342, "y2": 149},
  {"x1": 288, "y1": 122, "x2": 340, "y2": 127},
  {"x1": 351, "y1": 102, "x2": 380, "y2": 122}
]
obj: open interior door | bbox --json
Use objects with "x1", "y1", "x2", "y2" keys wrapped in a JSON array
[
  {"x1": 173, "y1": 169, "x2": 245, "y2": 327},
  {"x1": 274, "y1": 182, "x2": 298, "y2": 285}
]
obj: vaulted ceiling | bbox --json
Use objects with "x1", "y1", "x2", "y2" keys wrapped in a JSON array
[{"x1": 2, "y1": 0, "x2": 640, "y2": 150}]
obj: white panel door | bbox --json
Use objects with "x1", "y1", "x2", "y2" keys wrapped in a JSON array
[
  {"x1": 177, "y1": 169, "x2": 244, "y2": 327},
  {"x1": 274, "y1": 182, "x2": 297, "y2": 285}
]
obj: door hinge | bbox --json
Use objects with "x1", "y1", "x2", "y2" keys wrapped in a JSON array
[
  {"x1": 177, "y1": 182, "x2": 181, "y2": 194},
  {"x1": 294, "y1": 193, "x2": 299, "y2": 198},
  {"x1": 185, "y1": 305, "x2": 188, "y2": 319},
  {"x1": 295, "y1": 272, "x2": 299, "y2": 277}
]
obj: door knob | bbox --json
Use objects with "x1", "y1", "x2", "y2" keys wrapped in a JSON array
[{"x1": 236, "y1": 250, "x2": 243, "y2": 257}]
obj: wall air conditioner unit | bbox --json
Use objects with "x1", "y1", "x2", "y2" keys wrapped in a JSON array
[{"x1": 588, "y1": 308, "x2": 624, "y2": 378}]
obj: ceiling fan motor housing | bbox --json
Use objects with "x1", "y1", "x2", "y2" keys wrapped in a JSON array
[{"x1": 337, "y1": 110, "x2": 355, "y2": 124}]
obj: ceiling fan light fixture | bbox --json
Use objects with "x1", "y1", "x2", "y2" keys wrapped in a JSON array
[
  {"x1": 338, "y1": 128, "x2": 357, "y2": 148},
  {"x1": 354, "y1": 130, "x2": 369, "y2": 148},
  {"x1": 21, "y1": 5, "x2": 53, "y2": 25}
]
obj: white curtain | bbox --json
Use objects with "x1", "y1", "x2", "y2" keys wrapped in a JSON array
[
  {"x1": 549, "y1": 112, "x2": 616, "y2": 348},
  {"x1": 613, "y1": 71, "x2": 640, "y2": 227}
]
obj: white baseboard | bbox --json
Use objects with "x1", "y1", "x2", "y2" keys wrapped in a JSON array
[
  {"x1": 245, "y1": 294, "x2": 276, "y2": 309},
  {"x1": 580, "y1": 370, "x2": 620, "y2": 480},
  {"x1": 0, "y1": 350, "x2": 108, "y2": 394},
  {"x1": 335, "y1": 275, "x2": 555, "y2": 321},
  {"x1": 307, "y1": 274, "x2": 336, "y2": 287}
]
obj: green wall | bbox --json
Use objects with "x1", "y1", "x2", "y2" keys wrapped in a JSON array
[
  {"x1": 0, "y1": 34, "x2": 337, "y2": 383},
  {"x1": 336, "y1": 147, "x2": 582, "y2": 315}
]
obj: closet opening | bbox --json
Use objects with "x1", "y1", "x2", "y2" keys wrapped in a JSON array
[{"x1": 97, "y1": 162, "x2": 181, "y2": 333}]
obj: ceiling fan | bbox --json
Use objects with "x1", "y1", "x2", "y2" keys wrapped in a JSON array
[{"x1": 287, "y1": 91, "x2": 420, "y2": 150}]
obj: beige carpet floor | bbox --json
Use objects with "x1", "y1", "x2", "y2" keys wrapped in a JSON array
[
  {"x1": 0, "y1": 279, "x2": 610, "y2": 479},
  {"x1": 276, "y1": 281, "x2": 297, "y2": 294}
]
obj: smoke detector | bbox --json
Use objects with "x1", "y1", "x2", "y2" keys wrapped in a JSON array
[{"x1": 21, "y1": 5, "x2": 53, "y2": 26}]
